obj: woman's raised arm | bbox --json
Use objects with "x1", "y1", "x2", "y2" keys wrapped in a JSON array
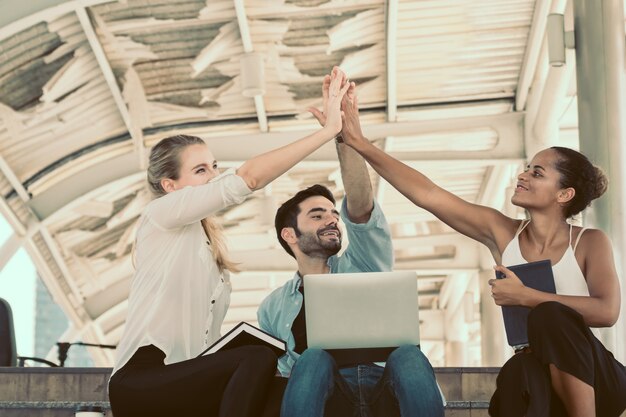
[
  {"x1": 340, "y1": 90, "x2": 515, "y2": 251},
  {"x1": 236, "y1": 67, "x2": 350, "y2": 191}
]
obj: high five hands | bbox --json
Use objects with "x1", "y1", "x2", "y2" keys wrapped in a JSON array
[
  {"x1": 308, "y1": 68, "x2": 371, "y2": 148},
  {"x1": 308, "y1": 67, "x2": 351, "y2": 137}
]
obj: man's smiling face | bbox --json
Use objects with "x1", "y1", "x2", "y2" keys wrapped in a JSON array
[{"x1": 293, "y1": 195, "x2": 342, "y2": 258}]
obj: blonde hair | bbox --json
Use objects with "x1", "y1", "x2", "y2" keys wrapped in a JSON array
[
  {"x1": 146, "y1": 134, "x2": 240, "y2": 273},
  {"x1": 201, "y1": 218, "x2": 240, "y2": 273}
]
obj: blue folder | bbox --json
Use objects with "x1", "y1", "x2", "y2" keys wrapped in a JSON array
[{"x1": 496, "y1": 259, "x2": 556, "y2": 347}]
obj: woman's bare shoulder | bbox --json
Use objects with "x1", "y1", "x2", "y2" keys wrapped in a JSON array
[{"x1": 574, "y1": 226, "x2": 612, "y2": 255}]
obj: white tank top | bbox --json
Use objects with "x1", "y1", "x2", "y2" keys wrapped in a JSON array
[{"x1": 501, "y1": 220, "x2": 601, "y2": 338}]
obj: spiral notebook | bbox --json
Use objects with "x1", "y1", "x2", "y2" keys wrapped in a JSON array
[{"x1": 496, "y1": 259, "x2": 556, "y2": 347}]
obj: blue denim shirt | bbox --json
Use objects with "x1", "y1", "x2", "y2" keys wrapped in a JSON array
[{"x1": 257, "y1": 199, "x2": 393, "y2": 376}]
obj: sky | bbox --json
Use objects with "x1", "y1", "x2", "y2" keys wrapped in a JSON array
[{"x1": 0, "y1": 215, "x2": 36, "y2": 357}]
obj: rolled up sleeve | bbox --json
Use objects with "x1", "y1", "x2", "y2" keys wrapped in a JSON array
[{"x1": 336, "y1": 199, "x2": 394, "y2": 272}]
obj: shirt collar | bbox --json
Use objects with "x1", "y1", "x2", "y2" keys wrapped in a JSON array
[
  {"x1": 288, "y1": 272, "x2": 302, "y2": 295},
  {"x1": 289, "y1": 257, "x2": 334, "y2": 295}
]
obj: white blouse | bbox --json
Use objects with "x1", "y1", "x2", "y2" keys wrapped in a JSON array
[{"x1": 111, "y1": 168, "x2": 252, "y2": 375}]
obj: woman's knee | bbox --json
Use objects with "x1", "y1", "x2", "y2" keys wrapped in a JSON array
[
  {"x1": 528, "y1": 301, "x2": 581, "y2": 336},
  {"x1": 500, "y1": 352, "x2": 541, "y2": 374},
  {"x1": 530, "y1": 300, "x2": 564, "y2": 316},
  {"x1": 237, "y1": 345, "x2": 278, "y2": 371},
  {"x1": 497, "y1": 352, "x2": 546, "y2": 385}
]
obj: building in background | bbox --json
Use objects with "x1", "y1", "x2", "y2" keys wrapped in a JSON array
[{"x1": 34, "y1": 277, "x2": 93, "y2": 367}]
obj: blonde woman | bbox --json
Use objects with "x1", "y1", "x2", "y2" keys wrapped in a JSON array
[{"x1": 108, "y1": 68, "x2": 350, "y2": 417}]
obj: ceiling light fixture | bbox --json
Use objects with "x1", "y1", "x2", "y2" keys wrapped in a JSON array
[{"x1": 547, "y1": 13, "x2": 576, "y2": 67}]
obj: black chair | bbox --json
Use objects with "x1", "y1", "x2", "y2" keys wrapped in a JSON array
[{"x1": 0, "y1": 297, "x2": 58, "y2": 367}]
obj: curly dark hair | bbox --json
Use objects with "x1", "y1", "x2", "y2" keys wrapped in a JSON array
[
  {"x1": 274, "y1": 184, "x2": 336, "y2": 258},
  {"x1": 551, "y1": 146, "x2": 608, "y2": 218}
]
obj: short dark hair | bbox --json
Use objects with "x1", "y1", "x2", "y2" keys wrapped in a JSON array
[
  {"x1": 551, "y1": 146, "x2": 608, "y2": 218},
  {"x1": 274, "y1": 184, "x2": 336, "y2": 258}
]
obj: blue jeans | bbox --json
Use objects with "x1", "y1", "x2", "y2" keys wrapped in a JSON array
[{"x1": 280, "y1": 345, "x2": 444, "y2": 417}]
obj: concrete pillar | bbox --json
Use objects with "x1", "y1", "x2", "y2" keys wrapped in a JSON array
[
  {"x1": 444, "y1": 301, "x2": 469, "y2": 366},
  {"x1": 445, "y1": 341, "x2": 467, "y2": 366},
  {"x1": 479, "y1": 269, "x2": 510, "y2": 366},
  {"x1": 573, "y1": 0, "x2": 626, "y2": 362},
  {"x1": 442, "y1": 273, "x2": 471, "y2": 366}
]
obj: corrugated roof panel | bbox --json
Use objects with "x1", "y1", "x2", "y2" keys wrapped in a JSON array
[
  {"x1": 0, "y1": 13, "x2": 128, "y2": 191},
  {"x1": 92, "y1": 0, "x2": 207, "y2": 22},
  {"x1": 395, "y1": 0, "x2": 534, "y2": 104},
  {"x1": 6, "y1": 195, "x2": 33, "y2": 227},
  {"x1": 0, "y1": 23, "x2": 71, "y2": 111},
  {"x1": 90, "y1": 1, "x2": 386, "y2": 122},
  {"x1": 1, "y1": 101, "x2": 129, "y2": 183}
]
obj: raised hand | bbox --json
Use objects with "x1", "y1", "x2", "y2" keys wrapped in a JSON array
[
  {"x1": 307, "y1": 74, "x2": 331, "y2": 127},
  {"x1": 340, "y1": 81, "x2": 368, "y2": 148},
  {"x1": 308, "y1": 67, "x2": 350, "y2": 136}
]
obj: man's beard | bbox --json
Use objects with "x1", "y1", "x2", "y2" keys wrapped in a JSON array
[{"x1": 295, "y1": 226, "x2": 342, "y2": 259}]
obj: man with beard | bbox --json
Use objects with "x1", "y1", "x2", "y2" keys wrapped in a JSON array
[{"x1": 257, "y1": 85, "x2": 443, "y2": 417}]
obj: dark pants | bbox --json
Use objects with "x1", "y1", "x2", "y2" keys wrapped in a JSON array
[
  {"x1": 109, "y1": 344, "x2": 277, "y2": 417},
  {"x1": 261, "y1": 376, "x2": 289, "y2": 417},
  {"x1": 489, "y1": 301, "x2": 626, "y2": 417}
]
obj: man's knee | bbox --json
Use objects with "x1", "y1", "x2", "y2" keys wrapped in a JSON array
[
  {"x1": 298, "y1": 348, "x2": 334, "y2": 363},
  {"x1": 292, "y1": 348, "x2": 335, "y2": 379},
  {"x1": 387, "y1": 345, "x2": 433, "y2": 375}
]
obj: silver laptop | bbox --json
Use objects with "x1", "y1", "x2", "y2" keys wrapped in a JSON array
[{"x1": 303, "y1": 271, "x2": 420, "y2": 356}]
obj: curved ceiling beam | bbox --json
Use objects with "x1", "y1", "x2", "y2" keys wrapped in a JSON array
[
  {"x1": 233, "y1": 0, "x2": 268, "y2": 132},
  {"x1": 76, "y1": 6, "x2": 146, "y2": 169},
  {"x1": 29, "y1": 151, "x2": 140, "y2": 220},
  {"x1": 24, "y1": 109, "x2": 523, "y2": 221}
]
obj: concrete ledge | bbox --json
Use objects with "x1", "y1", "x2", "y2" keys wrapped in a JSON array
[
  {"x1": 0, "y1": 401, "x2": 110, "y2": 409},
  {"x1": 0, "y1": 366, "x2": 500, "y2": 403}
]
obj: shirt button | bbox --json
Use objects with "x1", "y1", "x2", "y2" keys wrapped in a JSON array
[
  {"x1": 285, "y1": 323, "x2": 290, "y2": 328},
  {"x1": 211, "y1": 300, "x2": 215, "y2": 304}
]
